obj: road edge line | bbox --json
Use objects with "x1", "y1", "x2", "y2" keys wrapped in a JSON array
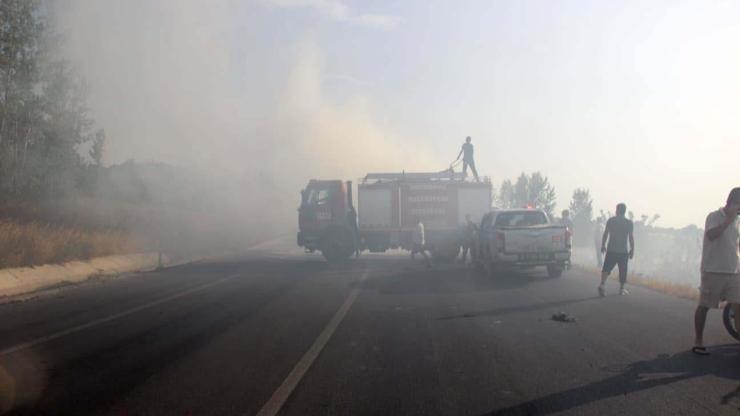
[{"x1": 0, "y1": 273, "x2": 242, "y2": 357}]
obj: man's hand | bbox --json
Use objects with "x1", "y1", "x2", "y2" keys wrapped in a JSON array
[
  {"x1": 629, "y1": 249, "x2": 634, "y2": 260},
  {"x1": 706, "y1": 207, "x2": 737, "y2": 241},
  {"x1": 601, "y1": 246, "x2": 606, "y2": 254},
  {"x1": 724, "y1": 206, "x2": 740, "y2": 224}
]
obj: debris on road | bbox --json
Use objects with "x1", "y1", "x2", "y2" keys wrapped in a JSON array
[{"x1": 551, "y1": 311, "x2": 577, "y2": 323}]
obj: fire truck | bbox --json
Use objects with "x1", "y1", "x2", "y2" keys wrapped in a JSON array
[{"x1": 297, "y1": 171, "x2": 492, "y2": 262}]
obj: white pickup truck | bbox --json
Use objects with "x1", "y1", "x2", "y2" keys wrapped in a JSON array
[{"x1": 475, "y1": 209, "x2": 571, "y2": 278}]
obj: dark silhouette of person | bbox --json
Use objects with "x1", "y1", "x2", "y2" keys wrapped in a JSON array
[
  {"x1": 456, "y1": 136, "x2": 480, "y2": 182},
  {"x1": 599, "y1": 203, "x2": 635, "y2": 297},
  {"x1": 460, "y1": 214, "x2": 477, "y2": 264}
]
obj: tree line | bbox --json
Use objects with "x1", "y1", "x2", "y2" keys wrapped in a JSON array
[
  {"x1": 495, "y1": 171, "x2": 641, "y2": 225},
  {"x1": 0, "y1": 0, "x2": 104, "y2": 203}
]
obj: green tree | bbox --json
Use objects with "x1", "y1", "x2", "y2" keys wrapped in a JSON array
[
  {"x1": 89, "y1": 130, "x2": 105, "y2": 166},
  {"x1": 514, "y1": 173, "x2": 529, "y2": 207},
  {"x1": 497, "y1": 179, "x2": 515, "y2": 208},
  {"x1": 569, "y1": 188, "x2": 593, "y2": 245},
  {"x1": 0, "y1": 0, "x2": 103, "y2": 201},
  {"x1": 569, "y1": 188, "x2": 593, "y2": 222},
  {"x1": 527, "y1": 172, "x2": 556, "y2": 217},
  {"x1": 1, "y1": 0, "x2": 43, "y2": 197},
  {"x1": 496, "y1": 172, "x2": 557, "y2": 217}
]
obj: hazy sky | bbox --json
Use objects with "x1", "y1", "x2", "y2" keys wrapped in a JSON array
[{"x1": 60, "y1": 0, "x2": 739, "y2": 228}]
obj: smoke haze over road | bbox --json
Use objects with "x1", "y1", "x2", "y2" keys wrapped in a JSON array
[
  {"x1": 54, "y1": 0, "x2": 437, "y2": 238},
  {"x1": 54, "y1": 0, "x2": 738, "y2": 229}
]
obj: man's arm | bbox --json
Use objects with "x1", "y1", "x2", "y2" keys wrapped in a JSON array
[
  {"x1": 628, "y1": 230, "x2": 635, "y2": 259},
  {"x1": 706, "y1": 221, "x2": 731, "y2": 241},
  {"x1": 456, "y1": 146, "x2": 464, "y2": 160},
  {"x1": 706, "y1": 210, "x2": 735, "y2": 241},
  {"x1": 601, "y1": 227, "x2": 609, "y2": 253}
]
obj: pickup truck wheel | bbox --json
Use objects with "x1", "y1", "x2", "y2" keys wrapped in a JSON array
[{"x1": 547, "y1": 264, "x2": 564, "y2": 278}]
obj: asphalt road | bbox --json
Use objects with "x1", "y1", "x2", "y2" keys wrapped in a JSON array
[{"x1": 1, "y1": 238, "x2": 739, "y2": 415}]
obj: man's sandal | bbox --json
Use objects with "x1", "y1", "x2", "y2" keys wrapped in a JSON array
[{"x1": 691, "y1": 346, "x2": 710, "y2": 356}]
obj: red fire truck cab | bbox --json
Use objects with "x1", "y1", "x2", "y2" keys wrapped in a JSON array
[{"x1": 297, "y1": 179, "x2": 357, "y2": 262}]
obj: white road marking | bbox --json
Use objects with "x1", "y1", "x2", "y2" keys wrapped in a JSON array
[
  {"x1": 255, "y1": 270, "x2": 369, "y2": 416},
  {"x1": 0, "y1": 273, "x2": 242, "y2": 357}
]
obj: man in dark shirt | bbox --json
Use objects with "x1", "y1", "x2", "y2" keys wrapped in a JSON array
[
  {"x1": 598, "y1": 203, "x2": 635, "y2": 297},
  {"x1": 560, "y1": 210, "x2": 574, "y2": 270},
  {"x1": 456, "y1": 136, "x2": 480, "y2": 182},
  {"x1": 460, "y1": 214, "x2": 478, "y2": 265}
]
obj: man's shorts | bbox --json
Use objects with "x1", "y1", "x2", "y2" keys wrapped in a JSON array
[
  {"x1": 699, "y1": 272, "x2": 740, "y2": 308},
  {"x1": 602, "y1": 252, "x2": 629, "y2": 283}
]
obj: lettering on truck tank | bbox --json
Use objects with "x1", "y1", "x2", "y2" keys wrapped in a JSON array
[{"x1": 407, "y1": 195, "x2": 449, "y2": 203}]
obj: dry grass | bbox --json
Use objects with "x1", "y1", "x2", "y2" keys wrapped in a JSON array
[
  {"x1": 574, "y1": 265, "x2": 699, "y2": 301},
  {"x1": 0, "y1": 219, "x2": 135, "y2": 269},
  {"x1": 626, "y1": 274, "x2": 699, "y2": 301},
  {"x1": 0, "y1": 196, "x2": 275, "y2": 269}
]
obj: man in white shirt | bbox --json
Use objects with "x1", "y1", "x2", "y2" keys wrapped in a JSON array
[
  {"x1": 693, "y1": 187, "x2": 740, "y2": 355},
  {"x1": 411, "y1": 217, "x2": 431, "y2": 267}
]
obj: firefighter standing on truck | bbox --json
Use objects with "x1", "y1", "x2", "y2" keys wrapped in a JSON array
[{"x1": 456, "y1": 136, "x2": 480, "y2": 182}]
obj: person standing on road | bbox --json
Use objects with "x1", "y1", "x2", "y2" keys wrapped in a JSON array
[
  {"x1": 456, "y1": 136, "x2": 480, "y2": 182},
  {"x1": 460, "y1": 214, "x2": 477, "y2": 265},
  {"x1": 692, "y1": 187, "x2": 740, "y2": 356},
  {"x1": 411, "y1": 217, "x2": 432, "y2": 267},
  {"x1": 560, "y1": 210, "x2": 574, "y2": 270},
  {"x1": 593, "y1": 218, "x2": 605, "y2": 267},
  {"x1": 598, "y1": 203, "x2": 635, "y2": 297},
  {"x1": 560, "y1": 210, "x2": 574, "y2": 233}
]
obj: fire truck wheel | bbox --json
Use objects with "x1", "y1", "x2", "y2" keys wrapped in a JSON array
[
  {"x1": 320, "y1": 226, "x2": 355, "y2": 262},
  {"x1": 547, "y1": 264, "x2": 564, "y2": 278}
]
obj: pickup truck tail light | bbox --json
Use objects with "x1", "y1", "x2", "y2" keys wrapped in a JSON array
[{"x1": 496, "y1": 232, "x2": 505, "y2": 252}]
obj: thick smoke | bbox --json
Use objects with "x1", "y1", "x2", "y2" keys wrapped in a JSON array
[{"x1": 53, "y1": 0, "x2": 438, "y2": 250}]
